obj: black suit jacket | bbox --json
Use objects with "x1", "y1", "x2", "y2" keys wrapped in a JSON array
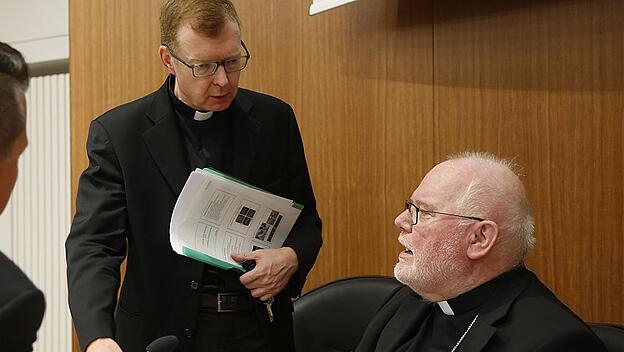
[
  {"x1": 0, "y1": 251, "x2": 45, "y2": 351},
  {"x1": 356, "y1": 267, "x2": 606, "y2": 352},
  {"x1": 66, "y1": 81, "x2": 322, "y2": 351}
]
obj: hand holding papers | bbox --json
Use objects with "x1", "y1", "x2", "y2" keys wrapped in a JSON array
[{"x1": 170, "y1": 168, "x2": 303, "y2": 272}]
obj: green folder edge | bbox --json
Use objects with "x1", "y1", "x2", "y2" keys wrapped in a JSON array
[
  {"x1": 183, "y1": 246, "x2": 245, "y2": 273},
  {"x1": 201, "y1": 167, "x2": 304, "y2": 210}
]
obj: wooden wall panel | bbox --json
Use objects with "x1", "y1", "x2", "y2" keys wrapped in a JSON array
[
  {"x1": 433, "y1": 0, "x2": 623, "y2": 323},
  {"x1": 70, "y1": 0, "x2": 164, "y2": 195}
]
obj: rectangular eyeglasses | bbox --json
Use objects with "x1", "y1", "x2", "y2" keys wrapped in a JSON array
[{"x1": 405, "y1": 200, "x2": 484, "y2": 226}]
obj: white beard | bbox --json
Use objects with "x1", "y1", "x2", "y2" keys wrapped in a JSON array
[{"x1": 394, "y1": 233, "x2": 464, "y2": 298}]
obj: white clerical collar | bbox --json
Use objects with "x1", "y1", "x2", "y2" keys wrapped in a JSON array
[
  {"x1": 194, "y1": 110, "x2": 213, "y2": 121},
  {"x1": 437, "y1": 300, "x2": 455, "y2": 316}
]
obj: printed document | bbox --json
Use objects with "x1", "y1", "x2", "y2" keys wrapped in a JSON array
[{"x1": 170, "y1": 168, "x2": 303, "y2": 271}]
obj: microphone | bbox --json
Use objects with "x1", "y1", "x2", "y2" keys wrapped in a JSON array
[{"x1": 146, "y1": 335, "x2": 178, "y2": 352}]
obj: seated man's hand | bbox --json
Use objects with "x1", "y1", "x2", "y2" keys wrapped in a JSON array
[
  {"x1": 232, "y1": 247, "x2": 299, "y2": 302},
  {"x1": 86, "y1": 338, "x2": 123, "y2": 352}
]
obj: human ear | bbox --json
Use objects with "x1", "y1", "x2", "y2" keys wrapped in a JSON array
[
  {"x1": 158, "y1": 46, "x2": 175, "y2": 75},
  {"x1": 466, "y1": 220, "x2": 498, "y2": 260}
]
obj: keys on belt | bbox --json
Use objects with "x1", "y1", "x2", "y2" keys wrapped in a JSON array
[{"x1": 264, "y1": 297, "x2": 274, "y2": 323}]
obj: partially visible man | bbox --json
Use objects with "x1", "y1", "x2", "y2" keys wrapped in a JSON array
[
  {"x1": 356, "y1": 152, "x2": 605, "y2": 352},
  {"x1": 66, "y1": 0, "x2": 322, "y2": 351},
  {"x1": 0, "y1": 42, "x2": 46, "y2": 351}
]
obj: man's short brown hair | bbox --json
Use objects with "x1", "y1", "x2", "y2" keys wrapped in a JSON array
[
  {"x1": 160, "y1": 0, "x2": 241, "y2": 50},
  {"x1": 0, "y1": 42, "x2": 29, "y2": 90},
  {"x1": 0, "y1": 74, "x2": 26, "y2": 160},
  {"x1": 0, "y1": 42, "x2": 28, "y2": 160}
]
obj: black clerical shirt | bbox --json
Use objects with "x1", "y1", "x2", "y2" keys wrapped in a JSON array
[{"x1": 167, "y1": 75, "x2": 233, "y2": 174}]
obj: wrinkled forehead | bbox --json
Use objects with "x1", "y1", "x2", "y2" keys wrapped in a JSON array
[
  {"x1": 411, "y1": 160, "x2": 473, "y2": 209},
  {"x1": 174, "y1": 20, "x2": 241, "y2": 58}
]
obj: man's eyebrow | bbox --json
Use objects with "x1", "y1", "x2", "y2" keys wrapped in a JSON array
[
  {"x1": 188, "y1": 51, "x2": 243, "y2": 64},
  {"x1": 411, "y1": 199, "x2": 435, "y2": 211}
]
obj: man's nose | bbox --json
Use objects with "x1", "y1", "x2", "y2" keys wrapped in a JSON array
[
  {"x1": 212, "y1": 65, "x2": 229, "y2": 86},
  {"x1": 394, "y1": 210, "x2": 412, "y2": 233}
]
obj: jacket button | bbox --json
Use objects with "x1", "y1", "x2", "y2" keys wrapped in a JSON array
[
  {"x1": 185, "y1": 328, "x2": 193, "y2": 339},
  {"x1": 190, "y1": 280, "x2": 199, "y2": 290}
]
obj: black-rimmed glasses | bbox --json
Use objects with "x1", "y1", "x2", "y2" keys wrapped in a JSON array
[
  {"x1": 405, "y1": 200, "x2": 484, "y2": 226},
  {"x1": 166, "y1": 41, "x2": 250, "y2": 77}
]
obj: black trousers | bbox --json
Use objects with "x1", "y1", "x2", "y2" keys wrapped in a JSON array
[
  {"x1": 193, "y1": 269, "x2": 268, "y2": 352},
  {"x1": 193, "y1": 307, "x2": 268, "y2": 352}
]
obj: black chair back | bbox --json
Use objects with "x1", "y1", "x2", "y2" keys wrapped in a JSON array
[
  {"x1": 293, "y1": 276, "x2": 402, "y2": 352},
  {"x1": 590, "y1": 323, "x2": 624, "y2": 352}
]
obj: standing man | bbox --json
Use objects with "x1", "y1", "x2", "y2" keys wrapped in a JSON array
[
  {"x1": 66, "y1": 1, "x2": 322, "y2": 351},
  {"x1": 356, "y1": 152, "x2": 605, "y2": 352},
  {"x1": 0, "y1": 42, "x2": 46, "y2": 351}
]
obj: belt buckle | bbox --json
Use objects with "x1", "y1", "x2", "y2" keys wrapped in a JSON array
[{"x1": 217, "y1": 293, "x2": 238, "y2": 313}]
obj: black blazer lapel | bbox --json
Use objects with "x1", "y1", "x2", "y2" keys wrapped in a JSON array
[
  {"x1": 142, "y1": 82, "x2": 191, "y2": 196},
  {"x1": 358, "y1": 288, "x2": 432, "y2": 352},
  {"x1": 383, "y1": 297, "x2": 432, "y2": 352},
  {"x1": 227, "y1": 91, "x2": 260, "y2": 181},
  {"x1": 456, "y1": 267, "x2": 531, "y2": 352},
  {"x1": 457, "y1": 318, "x2": 497, "y2": 352}
]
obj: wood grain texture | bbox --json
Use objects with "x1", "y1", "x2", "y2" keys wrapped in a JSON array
[
  {"x1": 70, "y1": 1, "x2": 622, "y2": 349},
  {"x1": 70, "y1": 0, "x2": 165, "y2": 205},
  {"x1": 434, "y1": 0, "x2": 623, "y2": 323}
]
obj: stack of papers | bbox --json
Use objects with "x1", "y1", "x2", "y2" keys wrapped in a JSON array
[{"x1": 169, "y1": 168, "x2": 303, "y2": 271}]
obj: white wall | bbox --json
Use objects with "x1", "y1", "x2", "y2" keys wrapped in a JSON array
[{"x1": 0, "y1": 0, "x2": 69, "y2": 64}]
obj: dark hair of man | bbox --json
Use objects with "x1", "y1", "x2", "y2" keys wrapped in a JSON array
[
  {"x1": 0, "y1": 74, "x2": 26, "y2": 160},
  {"x1": 0, "y1": 42, "x2": 29, "y2": 90},
  {"x1": 160, "y1": 0, "x2": 241, "y2": 50}
]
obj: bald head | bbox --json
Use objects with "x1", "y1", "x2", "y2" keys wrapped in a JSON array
[{"x1": 444, "y1": 152, "x2": 535, "y2": 261}]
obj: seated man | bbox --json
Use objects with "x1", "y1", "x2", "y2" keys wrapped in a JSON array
[
  {"x1": 0, "y1": 42, "x2": 46, "y2": 351},
  {"x1": 356, "y1": 152, "x2": 605, "y2": 352}
]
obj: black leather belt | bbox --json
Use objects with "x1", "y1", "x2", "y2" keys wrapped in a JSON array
[{"x1": 199, "y1": 292, "x2": 250, "y2": 313}]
